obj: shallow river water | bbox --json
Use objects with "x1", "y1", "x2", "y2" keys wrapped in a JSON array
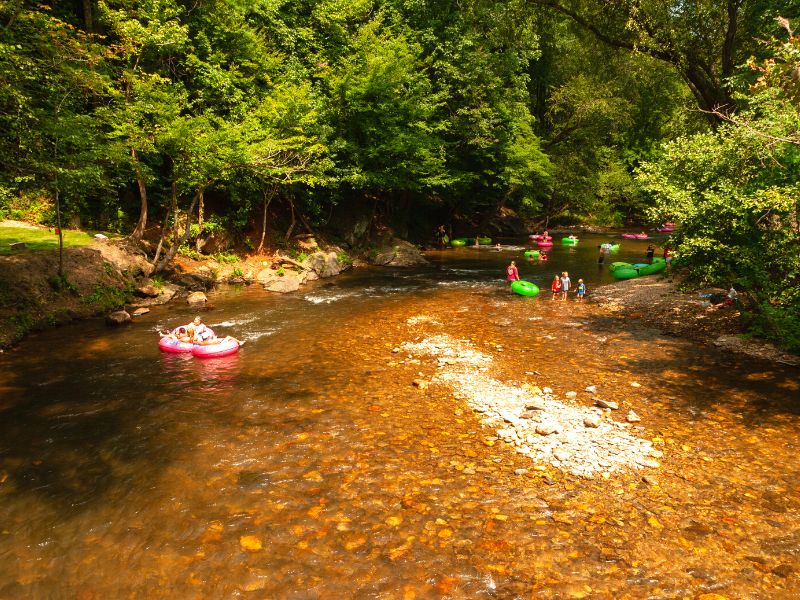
[{"x1": 1, "y1": 235, "x2": 799, "y2": 598}]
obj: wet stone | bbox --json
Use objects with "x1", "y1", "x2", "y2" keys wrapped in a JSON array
[{"x1": 595, "y1": 398, "x2": 619, "y2": 410}]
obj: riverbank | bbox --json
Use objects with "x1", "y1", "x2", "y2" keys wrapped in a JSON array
[{"x1": 590, "y1": 276, "x2": 799, "y2": 366}]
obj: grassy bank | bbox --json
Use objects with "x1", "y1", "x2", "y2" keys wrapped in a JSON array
[{"x1": 0, "y1": 224, "x2": 97, "y2": 256}]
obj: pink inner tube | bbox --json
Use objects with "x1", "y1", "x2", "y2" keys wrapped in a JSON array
[
  {"x1": 537, "y1": 240, "x2": 554, "y2": 248},
  {"x1": 529, "y1": 234, "x2": 553, "y2": 241},
  {"x1": 159, "y1": 337, "x2": 194, "y2": 353},
  {"x1": 657, "y1": 227, "x2": 674, "y2": 233},
  {"x1": 192, "y1": 338, "x2": 240, "y2": 358}
]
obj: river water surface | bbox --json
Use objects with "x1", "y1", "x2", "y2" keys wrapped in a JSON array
[{"x1": 1, "y1": 235, "x2": 798, "y2": 598}]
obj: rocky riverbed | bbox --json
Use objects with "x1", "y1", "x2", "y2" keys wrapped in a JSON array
[{"x1": 400, "y1": 330, "x2": 660, "y2": 480}]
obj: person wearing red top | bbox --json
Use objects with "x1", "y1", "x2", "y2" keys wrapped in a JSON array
[
  {"x1": 551, "y1": 274, "x2": 562, "y2": 299},
  {"x1": 506, "y1": 260, "x2": 520, "y2": 283}
]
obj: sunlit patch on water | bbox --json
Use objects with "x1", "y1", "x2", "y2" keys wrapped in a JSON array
[{"x1": 304, "y1": 291, "x2": 361, "y2": 304}]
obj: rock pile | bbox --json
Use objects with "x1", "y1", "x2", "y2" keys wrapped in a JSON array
[{"x1": 401, "y1": 333, "x2": 659, "y2": 479}]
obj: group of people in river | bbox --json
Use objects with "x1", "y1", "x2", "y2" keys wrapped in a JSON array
[
  {"x1": 506, "y1": 261, "x2": 587, "y2": 302},
  {"x1": 550, "y1": 272, "x2": 586, "y2": 301},
  {"x1": 159, "y1": 316, "x2": 243, "y2": 346}
]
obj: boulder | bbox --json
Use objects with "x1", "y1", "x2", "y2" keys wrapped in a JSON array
[
  {"x1": 187, "y1": 291, "x2": 207, "y2": 305},
  {"x1": 106, "y1": 310, "x2": 131, "y2": 326},
  {"x1": 265, "y1": 274, "x2": 302, "y2": 293},
  {"x1": 136, "y1": 283, "x2": 161, "y2": 298},
  {"x1": 10, "y1": 242, "x2": 26, "y2": 251},
  {"x1": 131, "y1": 307, "x2": 150, "y2": 316},
  {"x1": 94, "y1": 233, "x2": 108, "y2": 241},
  {"x1": 371, "y1": 239, "x2": 428, "y2": 267},
  {"x1": 307, "y1": 251, "x2": 344, "y2": 278},
  {"x1": 172, "y1": 271, "x2": 214, "y2": 291}
]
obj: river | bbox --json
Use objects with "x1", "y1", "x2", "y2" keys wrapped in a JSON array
[{"x1": 1, "y1": 234, "x2": 798, "y2": 598}]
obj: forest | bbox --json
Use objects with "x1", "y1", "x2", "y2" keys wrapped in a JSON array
[{"x1": 0, "y1": 0, "x2": 798, "y2": 350}]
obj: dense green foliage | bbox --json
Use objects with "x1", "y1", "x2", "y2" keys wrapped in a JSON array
[
  {"x1": 0, "y1": 1, "x2": 798, "y2": 348},
  {"x1": 639, "y1": 22, "x2": 800, "y2": 351}
]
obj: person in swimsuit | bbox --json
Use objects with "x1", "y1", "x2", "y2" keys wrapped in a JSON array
[
  {"x1": 551, "y1": 274, "x2": 561, "y2": 299},
  {"x1": 576, "y1": 279, "x2": 586, "y2": 301},
  {"x1": 506, "y1": 260, "x2": 520, "y2": 283},
  {"x1": 160, "y1": 326, "x2": 193, "y2": 343},
  {"x1": 597, "y1": 245, "x2": 606, "y2": 266},
  {"x1": 560, "y1": 271, "x2": 571, "y2": 300}
]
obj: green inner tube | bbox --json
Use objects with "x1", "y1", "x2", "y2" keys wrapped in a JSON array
[
  {"x1": 511, "y1": 280, "x2": 540, "y2": 297},
  {"x1": 612, "y1": 268, "x2": 640, "y2": 280},
  {"x1": 607, "y1": 243, "x2": 620, "y2": 252},
  {"x1": 652, "y1": 256, "x2": 666, "y2": 264},
  {"x1": 609, "y1": 262, "x2": 632, "y2": 272},
  {"x1": 638, "y1": 261, "x2": 666, "y2": 276},
  {"x1": 524, "y1": 250, "x2": 540, "y2": 258},
  {"x1": 561, "y1": 237, "x2": 579, "y2": 244},
  {"x1": 450, "y1": 238, "x2": 467, "y2": 247},
  {"x1": 478, "y1": 237, "x2": 492, "y2": 245}
]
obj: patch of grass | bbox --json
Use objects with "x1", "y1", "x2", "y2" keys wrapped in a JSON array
[
  {"x1": 213, "y1": 252, "x2": 239, "y2": 264},
  {"x1": 48, "y1": 273, "x2": 79, "y2": 295},
  {"x1": 232, "y1": 266, "x2": 244, "y2": 277},
  {"x1": 0, "y1": 225, "x2": 96, "y2": 255},
  {"x1": 337, "y1": 251, "x2": 352, "y2": 268},
  {"x1": 151, "y1": 274, "x2": 165, "y2": 290},
  {"x1": 83, "y1": 283, "x2": 133, "y2": 312}
]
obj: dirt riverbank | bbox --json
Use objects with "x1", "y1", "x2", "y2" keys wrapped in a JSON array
[{"x1": 590, "y1": 276, "x2": 799, "y2": 366}]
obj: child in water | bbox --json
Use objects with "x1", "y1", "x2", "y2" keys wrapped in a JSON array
[
  {"x1": 539, "y1": 251, "x2": 548, "y2": 262},
  {"x1": 560, "y1": 271, "x2": 571, "y2": 300},
  {"x1": 550, "y1": 274, "x2": 561, "y2": 299},
  {"x1": 576, "y1": 279, "x2": 586, "y2": 301}
]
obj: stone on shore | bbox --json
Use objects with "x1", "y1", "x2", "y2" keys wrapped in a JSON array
[
  {"x1": 626, "y1": 410, "x2": 641, "y2": 423},
  {"x1": 583, "y1": 414, "x2": 602, "y2": 428}
]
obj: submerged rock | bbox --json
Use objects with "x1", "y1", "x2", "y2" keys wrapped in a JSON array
[
  {"x1": 106, "y1": 310, "x2": 131, "y2": 326},
  {"x1": 187, "y1": 291, "x2": 208, "y2": 305}
]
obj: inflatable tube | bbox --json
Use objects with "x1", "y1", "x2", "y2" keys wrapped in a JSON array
[
  {"x1": 537, "y1": 240, "x2": 554, "y2": 248},
  {"x1": 561, "y1": 237, "x2": 579, "y2": 245},
  {"x1": 450, "y1": 238, "x2": 468, "y2": 247},
  {"x1": 652, "y1": 256, "x2": 666, "y2": 264},
  {"x1": 159, "y1": 337, "x2": 194, "y2": 353},
  {"x1": 478, "y1": 237, "x2": 492, "y2": 245},
  {"x1": 612, "y1": 268, "x2": 640, "y2": 280},
  {"x1": 192, "y1": 338, "x2": 240, "y2": 358},
  {"x1": 657, "y1": 227, "x2": 674, "y2": 233},
  {"x1": 529, "y1": 234, "x2": 552, "y2": 241},
  {"x1": 511, "y1": 280, "x2": 540, "y2": 297},
  {"x1": 523, "y1": 250, "x2": 540, "y2": 258},
  {"x1": 609, "y1": 262, "x2": 632, "y2": 272},
  {"x1": 638, "y1": 261, "x2": 667, "y2": 276}
]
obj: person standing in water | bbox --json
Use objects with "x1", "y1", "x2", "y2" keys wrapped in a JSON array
[
  {"x1": 551, "y1": 274, "x2": 561, "y2": 299},
  {"x1": 506, "y1": 260, "x2": 520, "y2": 283},
  {"x1": 576, "y1": 279, "x2": 586, "y2": 301},
  {"x1": 597, "y1": 245, "x2": 606, "y2": 266},
  {"x1": 560, "y1": 271, "x2": 571, "y2": 300}
]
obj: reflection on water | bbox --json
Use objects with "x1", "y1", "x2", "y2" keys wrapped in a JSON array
[{"x1": 1, "y1": 235, "x2": 798, "y2": 598}]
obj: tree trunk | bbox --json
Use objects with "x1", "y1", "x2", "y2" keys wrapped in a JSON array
[
  {"x1": 154, "y1": 186, "x2": 204, "y2": 273},
  {"x1": 130, "y1": 147, "x2": 148, "y2": 242},
  {"x1": 56, "y1": 190, "x2": 63, "y2": 278},
  {"x1": 284, "y1": 195, "x2": 296, "y2": 241},
  {"x1": 152, "y1": 205, "x2": 172, "y2": 267},
  {"x1": 82, "y1": 0, "x2": 93, "y2": 32},
  {"x1": 195, "y1": 189, "x2": 205, "y2": 252},
  {"x1": 257, "y1": 186, "x2": 276, "y2": 254}
]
